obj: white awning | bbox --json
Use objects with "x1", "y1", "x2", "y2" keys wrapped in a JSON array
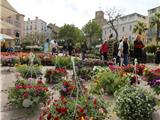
[
  {"x1": 0, "y1": 0, "x2": 18, "y2": 18},
  {"x1": 0, "y1": 33, "x2": 14, "y2": 40}
]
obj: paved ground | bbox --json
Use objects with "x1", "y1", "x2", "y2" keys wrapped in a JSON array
[{"x1": 0, "y1": 66, "x2": 160, "y2": 120}]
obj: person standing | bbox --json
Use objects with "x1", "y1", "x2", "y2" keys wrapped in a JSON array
[
  {"x1": 123, "y1": 38, "x2": 129, "y2": 66},
  {"x1": 134, "y1": 35, "x2": 144, "y2": 64},
  {"x1": 100, "y1": 41, "x2": 109, "y2": 61},
  {"x1": 155, "y1": 47, "x2": 160, "y2": 65},
  {"x1": 118, "y1": 39, "x2": 124, "y2": 66},
  {"x1": 68, "y1": 42, "x2": 73, "y2": 56},
  {"x1": 52, "y1": 40, "x2": 58, "y2": 55},
  {"x1": 81, "y1": 41, "x2": 88, "y2": 60}
]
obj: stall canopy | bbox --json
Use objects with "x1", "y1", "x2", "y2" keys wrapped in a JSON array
[
  {"x1": 0, "y1": 33, "x2": 14, "y2": 41},
  {"x1": 0, "y1": 0, "x2": 18, "y2": 18}
]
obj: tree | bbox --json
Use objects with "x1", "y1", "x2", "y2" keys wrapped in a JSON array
[
  {"x1": 133, "y1": 21, "x2": 148, "y2": 35},
  {"x1": 82, "y1": 20, "x2": 102, "y2": 47},
  {"x1": 150, "y1": 12, "x2": 160, "y2": 45},
  {"x1": 59, "y1": 24, "x2": 83, "y2": 44},
  {"x1": 105, "y1": 8, "x2": 123, "y2": 41}
]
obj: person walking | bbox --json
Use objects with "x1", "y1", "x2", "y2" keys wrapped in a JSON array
[
  {"x1": 81, "y1": 41, "x2": 88, "y2": 60},
  {"x1": 118, "y1": 39, "x2": 124, "y2": 66},
  {"x1": 123, "y1": 38, "x2": 129, "y2": 66},
  {"x1": 100, "y1": 40, "x2": 109, "y2": 61},
  {"x1": 134, "y1": 35, "x2": 144, "y2": 64}
]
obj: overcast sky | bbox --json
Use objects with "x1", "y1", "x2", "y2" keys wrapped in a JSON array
[{"x1": 8, "y1": 0, "x2": 160, "y2": 28}]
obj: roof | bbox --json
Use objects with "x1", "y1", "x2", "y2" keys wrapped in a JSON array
[
  {"x1": 148, "y1": 6, "x2": 160, "y2": 11},
  {"x1": 0, "y1": 0, "x2": 18, "y2": 18},
  {"x1": 120, "y1": 13, "x2": 146, "y2": 19}
]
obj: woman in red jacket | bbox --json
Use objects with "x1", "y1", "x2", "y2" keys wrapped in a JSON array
[{"x1": 100, "y1": 41, "x2": 109, "y2": 61}]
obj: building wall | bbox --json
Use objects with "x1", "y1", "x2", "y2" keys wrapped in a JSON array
[
  {"x1": 0, "y1": 14, "x2": 25, "y2": 42},
  {"x1": 93, "y1": 11, "x2": 107, "y2": 28},
  {"x1": 102, "y1": 13, "x2": 147, "y2": 41},
  {"x1": 24, "y1": 17, "x2": 47, "y2": 36}
]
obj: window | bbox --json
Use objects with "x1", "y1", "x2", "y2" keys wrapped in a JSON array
[
  {"x1": 129, "y1": 25, "x2": 132, "y2": 31},
  {"x1": 122, "y1": 27, "x2": 125, "y2": 32},
  {"x1": 35, "y1": 25, "x2": 37, "y2": 30},
  {"x1": 30, "y1": 26, "x2": 32, "y2": 30},
  {"x1": 129, "y1": 36, "x2": 131, "y2": 40},
  {"x1": 16, "y1": 15, "x2": 19, "y2": 20}
]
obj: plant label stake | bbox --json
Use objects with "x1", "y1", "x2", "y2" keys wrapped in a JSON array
[
  {"x1": 29, "y1": 52, "x2": 35, "y2": 78},
  {"x1": 134, "y1": 58, "x2": 138, "y2": 85}
]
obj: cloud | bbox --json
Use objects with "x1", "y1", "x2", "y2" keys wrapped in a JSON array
[{"x1": 8, "y1": 0, "x2": 160, "y2": 28}]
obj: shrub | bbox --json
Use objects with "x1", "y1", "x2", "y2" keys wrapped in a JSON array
[
  {"x1": 8, "y1": 79, "x2": 50, "y2": 108},
  {"x1": 115, "y1": 86, "x2": 156, "y2": 120},
  {"x1": 90, "y1": 70, "x2": 129, "y2": 95},
  {"x1": 16, "y1": 64, "x2": 42, "y2": 79}
]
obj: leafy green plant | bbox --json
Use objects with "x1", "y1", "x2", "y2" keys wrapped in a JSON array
[
  {"x1": 51, "y1": 56, "x2": 80, "y2": 69},
  {"x1": 90, "y1": 70, "x2": 129, "y2": 95},
  {"x1": 115, "y1": 86, "x2": 156, "y2": 120},
  {"x1": 16, "y1": 64, "x2": 42, "y2": 79}
]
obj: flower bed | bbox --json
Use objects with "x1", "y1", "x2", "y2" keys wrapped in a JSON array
[
  {"x1": 39, "y1": 96, "x2": 108, "y2": 120},
  {"x1": 45, "y1": 68, "x2": 67, "y2": 84},
  {"x1": 1, "y1": 55, "x2": 20, "y2": 66},
  {"x1": 8, "y1": 79, "x2": 50, "y2": 108}
]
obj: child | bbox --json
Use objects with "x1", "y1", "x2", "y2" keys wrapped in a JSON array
[{"x1": 155, "y1": 47, "x2": 160, "y2": 64}]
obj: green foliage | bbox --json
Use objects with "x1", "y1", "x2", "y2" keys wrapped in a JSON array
[
  {"x1": 115, "y1": 86, "x2": 156, "y2": 120},
  {"x1": 90, "y1": 70, "x2": 129, "y2": 95},
  {"x1": 133, "y1": 21, "x2": 148, "y2": 35},
  {"x1": 59, "y1": 24, "x2": 84, "y2": 44},
  {"x1": 16, "y1": 64, "x2": 42, "y2": 79},
  {"x1": 150, "y1": 12, "x2": 160, "y2": 44},
  {"x1": 145, "y1": 44, "x2": 160, "y2": 53},
  {"x1": 82, "y1": 20, "x2": 102, "y2": 47},
  {"x1": 51, "y1": 56, "x2": 80, "y2": 69}
]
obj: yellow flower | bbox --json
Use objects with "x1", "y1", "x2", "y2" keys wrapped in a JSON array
[{"x1": 81, "y1": 116, "x2": 85, "y2": 120}]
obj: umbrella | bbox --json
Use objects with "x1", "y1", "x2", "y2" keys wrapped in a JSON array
[{"x1": 0, "y1": 0, "x2": 18, "y2": 18}]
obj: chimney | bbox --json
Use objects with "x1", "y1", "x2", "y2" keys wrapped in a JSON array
[
  {"x1": 28, "y1": 18, "x2": 30, "y2": 21},
  {"x1": 36, "y1": 17, "x2": 38, "y2": 20}
]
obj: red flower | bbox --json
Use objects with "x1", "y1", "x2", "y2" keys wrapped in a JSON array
[
  {"x1": 54, "y1": 117, "x2": 60, "y2": 120},
  {"x1": 60, "y1": 107, "x2": 67, "y2": 114},
  {"x1": 63, "y1": 81, "x2": 69, "y2": 86},
  {"x1": 47, "y1": 113, "x2": 52, "y2": 120},
  {"x1": 56, "y1": 108, "x2": 61, "y2": 113},
  {"x1": 60, "y1": 96, "x2": 65, "y2": 100},
  {"x1": 37, "y1": 80, "x2": 43, "y2": 84},
  {"x1": 79, "y1": 107, "x2": 84, "y2": 113},
  {"x1": 93, "y1": 99, "x2": 97, "y2": 107},
  {"x1": 15, "y1": 85, "x2": 23, "y2": 89},
  {"x1": 23, "y1": 92, "x2": 29, "y2": 98}
]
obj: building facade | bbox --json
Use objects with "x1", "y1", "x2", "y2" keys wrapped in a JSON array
[
  {"x1": 24, "y1": 17, "x2": 47, "y2": 35},
  {"x1": 93, "y1": 11, "x2": 107, "y2": 28},
  {"x1": 148, "y1": 6, "x2": 160, "y2": 43},
  {"x1": 102, "y1": 13, "x2": 147, "y2": 41}
]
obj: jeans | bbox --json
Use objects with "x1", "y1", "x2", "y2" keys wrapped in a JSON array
[{"x1": 123, "y1": 54, "x2": 128, "y2": 66}]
